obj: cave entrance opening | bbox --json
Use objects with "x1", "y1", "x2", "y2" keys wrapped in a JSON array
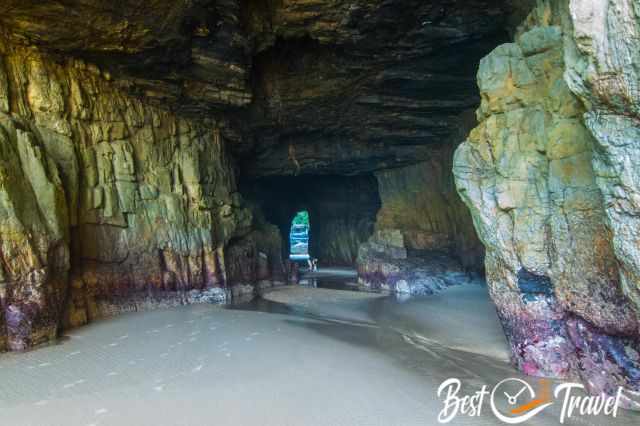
[{"x1": 289, "y1": 210, "x2": 310, "y2": 263}]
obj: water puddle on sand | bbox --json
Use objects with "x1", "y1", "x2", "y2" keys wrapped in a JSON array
[
  {"x1": 227, "y1": 273, "x2": 640, "y2": 426},
  {"x1": 227, "y1": 269, "x2": 367, "y2": 315}
]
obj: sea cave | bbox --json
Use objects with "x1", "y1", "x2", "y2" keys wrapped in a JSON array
[{"x1": 0, "y1": 0, "x2": 639, "y2": 425}]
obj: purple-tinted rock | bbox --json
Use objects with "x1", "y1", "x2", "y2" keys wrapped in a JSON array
[{"x1": 566, "y1": 316, "x2": 640, "y2": 409}]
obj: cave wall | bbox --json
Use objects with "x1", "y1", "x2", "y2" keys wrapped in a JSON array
[
  {"x1": 454, "y1": 0, "x2": 640, "y2": 407},
  {"x1": 242, "y1": 175, "x2": 380, "y2": 266},
  {"x1": 564, "y1": 0, "x2": 640, "y2": 330},
  {"x1": 240, "y1": 0, "x2": 527, "y2": 177},
  {"x1": 0, "y1": 39, "x2": 283, "y2": 352},
  {"x1": 355, "y1": 145, "x2": 484, "y2": 295},
  {"x1": 223, "y1": 207, "x2": 288, "y2": 297},
  {"x1": 1, "y1": 4, "x2": 639, "y2": 409},
  {"x1": 371, "y1": 120, "x2": 484, "y2": 271}
]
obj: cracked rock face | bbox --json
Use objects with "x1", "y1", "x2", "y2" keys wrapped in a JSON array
[
  {"x1": 243, "y1": 0, "x2": 519, "y2": 176},
  {"x1": 1, "y1": 0, "x2": 640, "y2": 409},
  {"x1": 0, "y1": 40, "x2": 283, "y2": 351},
  {"x1": 454, "y1": 0, "x2": 640, "y2": 407},
  {"x1": 0, "y1": 0, "x2": 526, "y2": 352},
  {"x1": 1, "y1": 0, "x2": 527, "y2": 174},
  {"x1": 565, "y1": 0, "x2": 640, "y2": 325}
]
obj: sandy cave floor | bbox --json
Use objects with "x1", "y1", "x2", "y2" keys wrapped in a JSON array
[{"x1": 0, "y1": 274, "x2": 638, "y2": 426}]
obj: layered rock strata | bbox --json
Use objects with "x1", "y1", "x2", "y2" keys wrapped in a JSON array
[
  {"x1": 356, "y1": 129, "x2": 484, "y2": 293},
  {"x1": 0, "y1": 40, "x2": 283, "y2": 352},
  {"x1": 0, "y1": 0, "x2": 253, "y2": 113},
  {"x1": 454, "y1": 0, "x2": 640, "y2": 407},
  {"x1": 241, "y1": 0, "x2": 525, "y2": 175}
]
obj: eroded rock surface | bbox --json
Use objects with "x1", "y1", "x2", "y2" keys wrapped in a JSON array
[
  {"x1": 356, "y1": 120, "x2": 484, "y2": 294},
  {"x1": 0, "y1": 40, "x2": 283, "y2": 352},
  {"x1": 454, "y1": 0, "x2": 640, "y2": 407},
  {"x1": 372, "y1": 133, "x2": 484, "y2": 263},
  {"x1": 565, "y1": 0, "x2": 640, "y2": 326},
  {"x1": 357, "y1": 229, "x2": 477, "y2": 297},
  {"x1": 242, "y1": 0, "x2": 520, "y2": 176},
  {"x1": 0, "y1": 0, "x2": 253, "y2": 112},
  {"x1": 1, "y1": 2, "x2": 640, "y2": 414}
]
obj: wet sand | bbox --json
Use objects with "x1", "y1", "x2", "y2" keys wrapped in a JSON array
[
  {"x1": 1, "y1": 279, "x2": 638, "y2": 426},
  {"x1": 370, "y1": 285, "x2": 511, "y2": 361}
]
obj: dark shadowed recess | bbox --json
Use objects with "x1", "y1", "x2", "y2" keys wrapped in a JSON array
[{"x1": 241, "y1": 175, "x2": 381, "y2": 266}]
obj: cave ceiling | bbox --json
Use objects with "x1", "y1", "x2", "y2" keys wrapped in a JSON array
[{"x1": 0, "y1": 0, "x2": 532, "y2": 176}]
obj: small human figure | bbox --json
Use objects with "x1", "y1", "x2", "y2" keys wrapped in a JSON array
[
  {"x1": 312, "y1": 258, "x2": 318, "y2": 272},
  {"x1": 307, "y1": 258, "x2": 314, "y2": 271}
]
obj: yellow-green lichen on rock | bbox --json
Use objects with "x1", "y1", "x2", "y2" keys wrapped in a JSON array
[
  {"x1": 454, "y1": 0, "x2": 640, "y2": 407},
  {"x1": 371, "y1": 142, "x2": 483, "y2": 269},
  {"x1": 0, "y1": 38, "x2": 282, "y2": 351}
]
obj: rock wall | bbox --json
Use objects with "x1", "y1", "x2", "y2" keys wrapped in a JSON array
[
  {"x1": 454, "y1": 0, "x2": 640, "y2": 407},
  {"x1": 565, "y1": 0, "x2": 640, "y2": 330},
  {"x1": 0, "y1": 0, "x2": 253, "y2": 114},
  {"x1": 224, "y1": 206, "x2": 288, "y2": 297},
  {"x1": 1, "y1": 1, "x2": 528, "y2": 171},
  {"x1": 0, "y1": 39, "x2": 283, "y2": 352},
  {"x1": 241, "y1": 0, "x2": 522, "y2": 177},
  {"x1": 306, "y1": 176, "x2": 380, "y2": 266},
  {"x1": 372, "y1": 136, "x2": 484, "y2": 271},
  {"x1": 356, "y1": 117, "x2": 484, "y2": 295}
]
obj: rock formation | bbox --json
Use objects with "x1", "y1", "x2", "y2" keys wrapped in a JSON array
[
  {"x1": 357, "y1": 135, "x2": 485, "y2": 294},
  {"x1": 242, "y1": 0, "x2": 517, "y2": 176},
  {"x1": 0, "y1": 0, "x2": 253, "y2": 112},
  {"x1": 0, "y1": 40, "x2": 283, "y2": 352},
  {"x1": 454, "y1": 0, "x2": 640, "y2": 408},
  {"x1": 0, "y1": 0, "x2": 639, "y2": 409},
  {"x1": 2, "y1": 0, "x2": 519, "y2": 352}
]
